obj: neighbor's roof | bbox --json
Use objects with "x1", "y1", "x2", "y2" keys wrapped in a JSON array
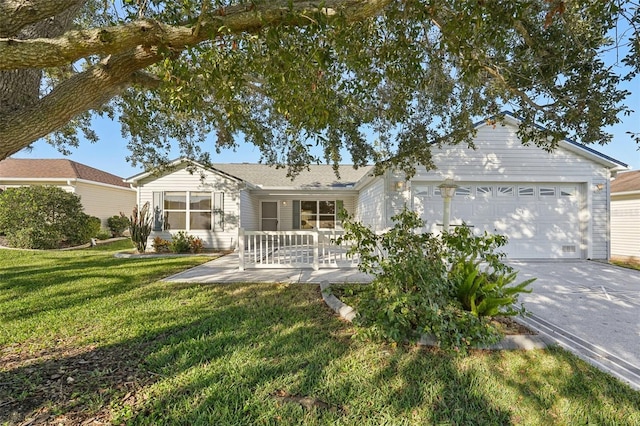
[
  {"x1": 211, "y1": 163, "x2": 373, "y2": 188},
  {"x1": 611, "y1": 170, "x2": 640, "y2": 194},
  {"x1": 0, "y1": 158, "x2": 131, "y2": 189}
]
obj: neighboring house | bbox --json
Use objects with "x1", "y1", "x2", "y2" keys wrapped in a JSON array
[
  {"x1": 0, "y1": 158, "x2": 136, "y2": 226},
  {"x1": 126, "y1": 113, "x2": 626, "y2": 267},
  {"x1": 610, "y1": 170, "x2": 640, "y2": 260}
]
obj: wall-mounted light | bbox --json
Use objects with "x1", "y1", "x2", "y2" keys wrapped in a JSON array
[
  {"x1": 394, "y1": 181, "x2": 405, "y2": 192},
  {"x1": 594, "y1": 183, "x2": 604, "y2": 192},
  {"x1": 282, "y1": 200, "x2": 288, "y2": 206}
]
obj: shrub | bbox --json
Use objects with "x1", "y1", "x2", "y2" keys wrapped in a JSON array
[
  {"x1": 167, "y1": 232, "x2": 204, "y2": 254},
  {"x1": 169, "y1": 231, "x2": 191, "y2": 253},
  {"x1": 68, "y1": 215, "x2": 102, "y2": 245},
  {"x1": 6, "y1": 226, "x2": 62, "y2": 250},
  {"x1": 341, "y1": 207, "x2": 534, "y2": 354},
  {"x1": 95, "y1": 229, "x2": 112, "y2": 240},
  {"x1": 129, "y1": 203, "x2": 152, "y2": 252},
  {"x1": 153, "y1": 236, "x2": 171, "y2": 253},
  {"x1": 189, "y1": 236, "x2": 204, "y2": 253},
  {"x1": 0, "y1": 186, "x2": 92, "y2": 249},
  {"x1": 107, "y1": 215, "x2": 130, "y2": 237}
]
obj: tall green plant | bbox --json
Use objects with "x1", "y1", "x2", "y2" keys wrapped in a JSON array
[{"x1": 129, "y1": 203, "x2": 152, "y2": 253}]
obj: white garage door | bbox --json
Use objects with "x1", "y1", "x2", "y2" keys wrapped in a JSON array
[{"x1": 412, "y1": 183, "x2": 583, "y2": 259}]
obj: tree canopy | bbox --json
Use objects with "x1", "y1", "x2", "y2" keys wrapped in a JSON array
[{"x1": 1, "y1": 1, "x2": 638, "y2": 176}]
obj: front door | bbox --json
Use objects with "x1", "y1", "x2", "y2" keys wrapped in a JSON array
[{"x1": 261, "y1": 201, "x2": 278, "y2": 231}]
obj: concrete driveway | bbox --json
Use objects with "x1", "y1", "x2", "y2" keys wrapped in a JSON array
[{"x1": 508, "y1": 260, "x2": 640, "y2": 390}]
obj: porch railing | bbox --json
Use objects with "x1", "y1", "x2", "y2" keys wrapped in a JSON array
[{"x1": 238, "y1": 229, "x2": 359, "y2": 270}]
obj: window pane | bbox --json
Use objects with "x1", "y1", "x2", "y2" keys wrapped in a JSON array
[
  {"x1": 301, "y1": 201, "x2": 317, "y2": 214},
  {"x1": 540, "y1": 187, "x2": 556, "y2": 197},
  {"x1": 164, "y1": 212, "x2": 186, "y2": 230},
  {"x1": 319, "y1": 201, "x2": 335, "y2": 214},
  {"x1": 190, "y1": 192, "x2": 211, "y2": 210},
  {"x1": 477, "y1": 186, "x2": 493, "y2": 196},
  {"x1": 319, "y1": 215, "x2": 335, "y2": 229},
  {"x1": 497, "y1": 186, "x2": 514, "y2": 196},
  {"x1": 560, "y1": 187, "x2": 576, "y2": 197},
  {"x1": 190, "y1": 212, "x2": 211, "y2": 230},
  {"x1": 165, "y1": 192, "x2": 186, "y2": 209},
  {"x1": 455, "y1": 186, "x2": 471, "y2": 196},
  {"x1": 518, "y1": 186, "x2": 535, "y2": 196},
  {"x1": 301, "y1": 214, "x2": 316, "y2": 229}
]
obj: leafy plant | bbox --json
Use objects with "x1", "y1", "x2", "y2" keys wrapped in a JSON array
[
  {"x1": 341, "y1": 207, "x2": 535, "y2": 353},
  {"x1": 95, "y1": 230, "x2": 112, "y2": 240},
  {"x1": 129, "y1": 203, "x2": 152, "y2": 252},
  {"x1": 0, "y1": 186, "x2": 96, "y2": 249},
  {"x1": 189, "y1": 236, "x2": 204, "y2": 253},
  {"x1": 107, "y1": 215, "x2": 130, "y2": 237},
  {"x1": 449, "y1": 259, "x2": 534, "y2": 317},
  {"x1": 167, "y1": 232, "x2": 204, "y2": 254},
  {"x1": 169, "y1": 231, "x2": 191, "y2": 253},
  {"x1": 153, "y1": 237, "x2": 171, "y2": 253}
]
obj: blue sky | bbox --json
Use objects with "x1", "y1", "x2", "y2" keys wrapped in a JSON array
[{"x1": 14, "y1": 97, "x2": 639, "y2": 180}]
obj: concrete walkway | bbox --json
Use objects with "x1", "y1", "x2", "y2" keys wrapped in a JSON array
[
  {"x1": 164, "y1": 255, "x2": 640, "y2": 390},
  {"x1": 509, "y1": 260, "x2": 640, "y2": 391}
]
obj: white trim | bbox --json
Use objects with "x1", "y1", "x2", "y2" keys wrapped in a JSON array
[{"x1": 0, "y1": 177, "x2": 134, "y2": 192}]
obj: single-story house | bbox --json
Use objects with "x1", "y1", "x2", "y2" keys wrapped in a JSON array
[
  {"x1": 610, "y1": 170, "x2": 640, "y2": 261},
  {"x1": 125, "y1": 113, "x2": 626, "y2": 268},
  {"x1": 0, "y1": 158, "x2": 136, "y2": 226}
]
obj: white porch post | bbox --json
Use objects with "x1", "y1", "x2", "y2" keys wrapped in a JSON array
[
  {"x1": 312, "y1": 230, "x2": 319, "y2": 271},
  {"x1": 238, "y1": 228, "x2": 245, "y2": 271}
]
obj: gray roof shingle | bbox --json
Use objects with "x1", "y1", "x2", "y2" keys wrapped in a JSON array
[{"x1": 211, "y1": 163, "x2": 373, "y2": 188}]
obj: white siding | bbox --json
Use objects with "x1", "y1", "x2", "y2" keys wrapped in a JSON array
[
  {"x1": 355, "y1": 177, "x2": 387, "y2": 231},
  {"x1": 394, "y1": 123, "x2": 614, "y2": 260},
  {"x1": 137, "y1": 164, "x2": 241, "y2": 250},
  {"x1": 240, "y1": 189, "x2": 259, "y2": 231},
  {"x1": 611, "y1": 194, "x2": 640, "y2": 258},
  {"x1": 74, "y1": 182, "x2": 136, "y2": 226}
]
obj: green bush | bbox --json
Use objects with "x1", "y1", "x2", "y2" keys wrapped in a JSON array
[
  {"x1": 341, "y1": 208, "x2": 534, "y2": 354},
  {"x1": 95, "y1": 229, "x2": 112, "y2": 240},
  {"x1": 170, "y1": 231, "x2": 191, "y2": 253},
  {"x1": 0, "y1": 186, "x2": 94, "y2": 249},
  {"x1": 168, "y1": 232, "x2": 204, "y2": 253},
  {"x1": 6, "y1": 226, "x2": 63, "y2": 250},
  {"x1": 107, "y1": 215, "x2": 130, "y2": 237}
]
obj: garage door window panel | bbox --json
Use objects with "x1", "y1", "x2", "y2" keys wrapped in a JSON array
[{"x1": 497, "y1": 186, "x2": 514, "y2": 197}]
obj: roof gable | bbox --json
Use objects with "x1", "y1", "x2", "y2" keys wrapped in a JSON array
[
  {"x1": 0, "y1": 158, "x2": 131, "y2": 188},
  {"x1": 475, "y1": 112, "x2": 627, "y2": 170}
]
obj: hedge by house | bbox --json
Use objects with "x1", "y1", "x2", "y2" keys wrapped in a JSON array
[{"x1": 0, "y1": 186, "x2": 100, "y2": 249}]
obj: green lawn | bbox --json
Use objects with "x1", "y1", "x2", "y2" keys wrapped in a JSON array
[{"x1": 1, "y1": 242, "x2": 639, "y2": 425}]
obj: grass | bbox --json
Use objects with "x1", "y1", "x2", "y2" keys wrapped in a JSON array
[{"x1": 1, "y1": 242, "x2": 639, "y2": 425}]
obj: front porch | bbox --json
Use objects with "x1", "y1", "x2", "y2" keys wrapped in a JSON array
[{"x1": 238, "y1": 229, "x2": 360, "y2": 271}]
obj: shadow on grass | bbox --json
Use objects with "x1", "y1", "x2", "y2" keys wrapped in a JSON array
[{"x1": 2, "y1": 280, "x2": 640, "y2": 425}]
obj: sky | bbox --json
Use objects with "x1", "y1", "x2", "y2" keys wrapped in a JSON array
[{"x1": 13, "y1": 76, "x2": 640, "y2": 180}]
